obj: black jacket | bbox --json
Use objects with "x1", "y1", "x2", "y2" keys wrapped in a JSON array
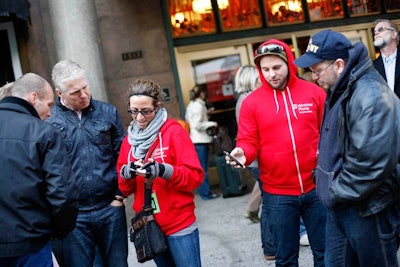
[
  {"x1": 0, "y1": 96, "x2": 79, "y2": 257},
  {"x1": 46, "y1": 98, "x2": 125, "y2": 210},
  {"x1": 373, "y1": 47, "x2": 400, "y2": 98},
  {"x1": 316, "y1": 43, "x2": 400, "y2": 216}
]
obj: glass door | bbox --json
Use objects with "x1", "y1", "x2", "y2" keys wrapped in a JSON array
[
  {"x1": 175, "y1": 44, "x2": 251, "y2": 185},
  {"x1": 175, "y1": 44, "x2": 250, "y2": 106},
  {"x1": 175, "y1": 44, "x2": 250, "y2": 139}
]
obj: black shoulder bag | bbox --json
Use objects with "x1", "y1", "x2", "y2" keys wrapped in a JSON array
[{"x1": 130, "y1": 177, "x2": 168, "y2": 263}]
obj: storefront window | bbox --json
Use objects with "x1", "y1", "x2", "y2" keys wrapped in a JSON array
[
  {"x1": 218, "y1": 0, "x2": 262, "y2": 31},
  {"x1": 385, "y1": 0, "x2": 400, "y2": 11},
  {"x1": 264, "y1": 0, "x2": 304, "y2": 25},
  {"x1": 307, "y1": 0, "x2": 344, "y2": 21},
  {"x1": 169, "y1": 0, "x2": 217, "y2": 38},
  {"x1": 168, "y1": 0, "x2": 398, "y2": 38},
  {"x1": 348, "y1": 0, "x2": 380, "y2": 16}
]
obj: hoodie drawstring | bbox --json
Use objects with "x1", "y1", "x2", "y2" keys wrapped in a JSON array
[
  {"x1": 273, "y1": 90, "x2": 279, "y2": 114},
  {"x1": 158, "y1": 132, "x2": 165, "y2": 163}
]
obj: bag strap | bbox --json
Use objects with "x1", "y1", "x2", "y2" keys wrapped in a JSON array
[{"x1": 143, "y1": 178, "x2": 154, "y2": 215}]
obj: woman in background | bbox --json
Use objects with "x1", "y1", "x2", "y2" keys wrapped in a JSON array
[{"x1": 185, "y1": 84, "x2": 220, "y2": 200}]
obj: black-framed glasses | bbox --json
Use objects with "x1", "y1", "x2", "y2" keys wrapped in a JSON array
[
  {"x1": 310, "y1": 61, "x2": 335, "y2": 76},
  {"x1": 374, "y1": 26, "x2": 394, "y2": 35},
  {"x1": 256, "y1": 44, "x2": 285, "y2": 57},
  {"x1": 127, "y1": 108, "x2": 156, "y2": 116}
]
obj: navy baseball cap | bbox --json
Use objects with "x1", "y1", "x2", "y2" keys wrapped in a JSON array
[{"x1": 294, "y1": 30, "x2": 352, "y2": 68}]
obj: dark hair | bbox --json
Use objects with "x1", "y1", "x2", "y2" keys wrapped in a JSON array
[
  {"x1": 127, "y1": 79, "x2": 160, "y2": 105},
  {"x1": 189, "y1": 84, "x2": 207, "y2": 101}
]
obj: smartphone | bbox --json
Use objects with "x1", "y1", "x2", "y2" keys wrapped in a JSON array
[
  {"x1": 139, "y1": 161, "x2": 154, "y2": 169},
  {"x1": 223, "y1": 150, "x2": 245, "y2": 168}
]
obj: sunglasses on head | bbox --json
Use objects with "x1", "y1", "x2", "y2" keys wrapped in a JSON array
[{"x1": 256, "y1": 44, "x2": 285, "y2": 57}]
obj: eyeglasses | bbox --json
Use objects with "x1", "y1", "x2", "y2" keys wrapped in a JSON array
[
  {"x1": 127, "y1": 108, "x2": 156, "y2": 116},
  {"x1": 374, "y1": 26, "x2": 394, "y2": 35},
  {"x1": 256, "y1": 44, "x2": 285, "y2": 57},
  {"x1": 310, "y1": 61, "x2": 335, "y2": 76}
]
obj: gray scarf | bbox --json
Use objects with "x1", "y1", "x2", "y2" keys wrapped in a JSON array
[{"x1": 127, "y1": 108, "x2": 167, "y2": 159}]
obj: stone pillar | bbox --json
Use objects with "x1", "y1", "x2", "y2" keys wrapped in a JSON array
[{"x1": 47, "y1": 0, "x2": 108, "y2": 101}]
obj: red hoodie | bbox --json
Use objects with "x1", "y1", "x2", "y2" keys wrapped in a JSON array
[
  {"x1": 117, "y1": 119, "x2": 204, "y2": 235},
  {"x1": 236, "y1": 39, "x2": 326, "y2": 196}
]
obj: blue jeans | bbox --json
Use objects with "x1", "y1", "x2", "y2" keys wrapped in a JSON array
[
  {"x1": 325, "y1": 203, "x2": 400, "y2": 267},
  {"x1": 194, "y1": 144, "x2": 213, "y2": 199},
  {"x1": 62, "y1": 204, "x2": 128, "y2": 267},
  {"x1": 264, "y1": 189, "x2": 326, "y2": 267},
  {"x1": 248, "y1": 166, "x2": 275, "y2": 256},
  {"x1": 0, "y1": 241, "x2": 53, "y2": 267},
  {"x1": 154, "y1": 228, "x2": 201, "y2": 267}
]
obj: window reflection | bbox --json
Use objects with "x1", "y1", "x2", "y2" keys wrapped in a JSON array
[
  {"x1": 348, "y1": 0, "x2": 380, "y2": 16},
  {"x1": 169, "y1": 0, "x2": 217, "y2": 38},
  {"x1": 192, "y1": 55, "x2": 240, "y2": 85},
  {"x1": 168, "y1": 0, "x2": 398, "y2": 38},
  {"x1": 264, "y1": 0, "x2": 304, "y2": 25},
  {"x1": 307, "y1": 0, "x2": 344, "y2": 21},
  {"x1": 218, "y1": 0, "x2": 262, "y2": 31},
  {"x1": 385, "y1": 0, "x2": 400, "y2": 11}
]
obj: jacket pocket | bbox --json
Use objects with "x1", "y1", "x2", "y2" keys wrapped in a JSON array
[
  {"x1": 314, "y1": 165, "x2": 335, "y2": 208},
  {"x1": 90, "y1": 120, "x2": 112, "y2": 146}
]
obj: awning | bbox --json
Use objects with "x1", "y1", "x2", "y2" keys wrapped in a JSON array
[{"x1": 0, "y1": 0, "x2": 30, "y2": 21}]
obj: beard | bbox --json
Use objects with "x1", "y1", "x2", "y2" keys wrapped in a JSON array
[{"x1": 374, "y1": 34, "x2": 391, "y2": 49}]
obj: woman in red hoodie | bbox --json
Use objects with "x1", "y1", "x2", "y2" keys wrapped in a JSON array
[{"x1": 117, "y1": 79, "x2": 204, "y2": 267}]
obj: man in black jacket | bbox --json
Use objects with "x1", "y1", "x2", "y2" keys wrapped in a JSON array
[
  {"x1": 47, "y1": 60, "x2": 128, "y2": 267},
  {"x1": 0, "y1": 73, "x2": 79, "y2": 266},
  {"x1": 373, "y1": 19, "x2": 400, "y2": 97},
  {"x1": 295, "y1": 29, "x2": 400, "y2": 267}
]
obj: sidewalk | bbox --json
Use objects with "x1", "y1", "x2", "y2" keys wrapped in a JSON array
[{"x1": 126, "y1": 190, "x2": 314, "y2": 266}]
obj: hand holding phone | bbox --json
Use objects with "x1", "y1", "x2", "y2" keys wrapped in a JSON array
[
  {"x1": 135, "y1": 161, "x2": 155, "y2": 176},
  {"x1": 223, "y1": 150, "x2": 245, "y2": 168},
  {"x1": 139, "y1": 161, "x2": 155, "y2": 169}
]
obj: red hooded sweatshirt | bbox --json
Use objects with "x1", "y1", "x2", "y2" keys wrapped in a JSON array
[
  {"x1": 117, "y1": 119, "x2": 204, "y2": 235},
  {"x1": 236, "y1": 39, "x2": 326, "y2": 196}
]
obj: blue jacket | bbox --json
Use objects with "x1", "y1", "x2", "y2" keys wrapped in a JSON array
[
  {"x1": 315, "y1": 42, "x2": 400, "y2": 216},
  {"x1": 46, "y1": 98, "x2": 126, "y2": 210},
  {"x1": 0, "y1": 97, "x2": 79, "y2": 257}
]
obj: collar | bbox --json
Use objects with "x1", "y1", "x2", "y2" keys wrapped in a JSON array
[
  {"x1": 0, "y1": 96, "x2": 40, "y2": 119},
  {"x1": 382, "y1": 49, "x2": 397, "y2": 63}
]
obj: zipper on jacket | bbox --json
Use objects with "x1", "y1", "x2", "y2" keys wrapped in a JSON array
[{"x1": 282, "y1": 89, "x2": 304, "y2": 193}]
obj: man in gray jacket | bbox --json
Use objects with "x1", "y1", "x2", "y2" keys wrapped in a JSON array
[{"x1": 295, "y1": 30, "x2": 400, "y2": 267}]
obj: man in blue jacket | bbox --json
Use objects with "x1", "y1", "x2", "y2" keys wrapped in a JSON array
[
  {"x1": 295, "y1": 30, "x2": 400, "y2": 266},
  {"x1": 47, "y1": 60, "x2": 128, "y2": 267},
  {"x1": 0, "y1": 73, "x2": 79, "y2": 266}
]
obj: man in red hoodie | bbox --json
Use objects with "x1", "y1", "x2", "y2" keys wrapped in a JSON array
[{"x1": 227, "y1": 39, "x2": 327, "y2": 266}]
